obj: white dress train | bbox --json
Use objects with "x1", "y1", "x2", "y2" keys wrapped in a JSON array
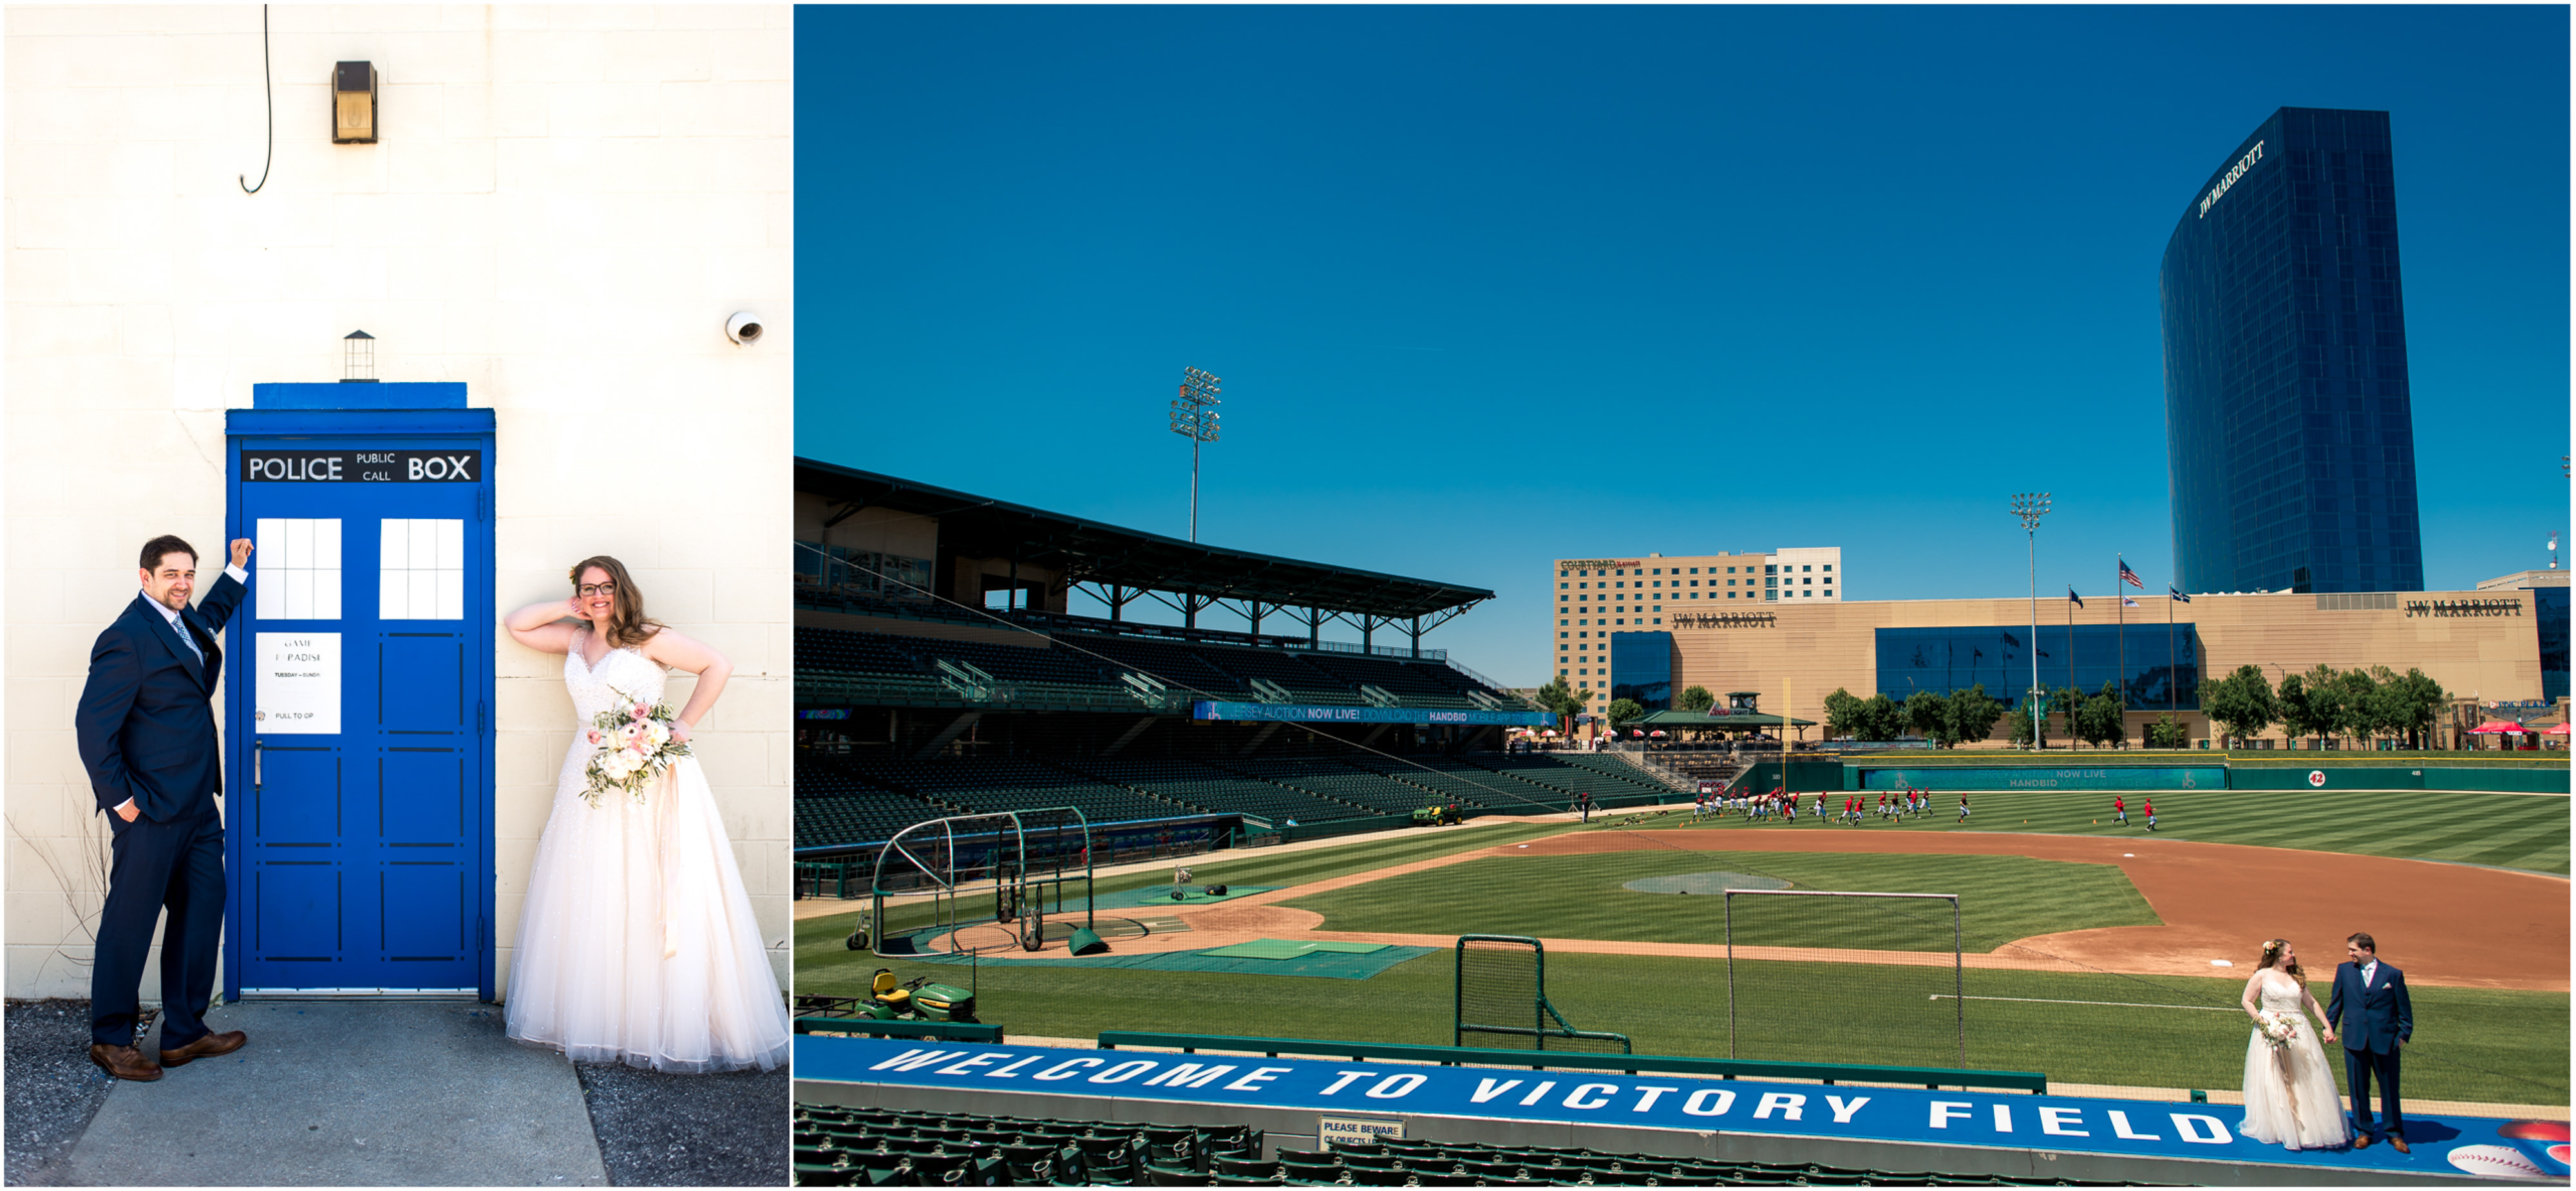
[
  {"x1": 2239, "y1": 973, "x2": 2351, "y2": 1150},
  {"x1": 504, "y1": 631, "x2": 791, "y2": 1073}
]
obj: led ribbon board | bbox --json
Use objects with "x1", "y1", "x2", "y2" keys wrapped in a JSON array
[{"x1": 1191, "y1": 701, "x2": 1551, "y2": 727}]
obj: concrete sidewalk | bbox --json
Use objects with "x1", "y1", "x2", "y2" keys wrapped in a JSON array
[
  {"x1": 58, "y1": 1000, "x2": 606, "y2": 1186},
  {"x1": 8, "y1": 999, "x2": 788, "y2": 1187}
]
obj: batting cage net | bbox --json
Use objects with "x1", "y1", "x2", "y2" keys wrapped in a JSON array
[
  {"x1": 1454, "y1": 934, "x2": 1631, "y2": 1053},
  {"x1": 1725, "y1": 890, "x2": 1963, "y2": 1067}
]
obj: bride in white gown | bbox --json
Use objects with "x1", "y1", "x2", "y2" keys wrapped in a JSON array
[
  {"x1": 500, "y1": 556, "x2": 791, "y2": 1073},
  {"x1": 2238, "y1": 939, "x2": 2351, "y2": 1150}
]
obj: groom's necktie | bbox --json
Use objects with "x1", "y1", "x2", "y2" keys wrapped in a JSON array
[{"x1": 174, "y1": 617, "x2": 205, "y2": 665}]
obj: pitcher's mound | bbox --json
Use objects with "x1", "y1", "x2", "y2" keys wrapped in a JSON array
[{"x1": 1622, "y1": 872, "x2": 1793, "y2": 894}]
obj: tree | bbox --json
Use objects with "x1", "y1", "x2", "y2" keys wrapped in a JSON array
[
  {"x1": 2391, "y1": 668, "x2": 2446, "y2": 749},
  {"x1": 1823, "y1": 688, "x2": 1864, "y2": 738},
  {"x1": 2051, "y1": 685, "x2": 2087, "y2": 746},
  {"x1": 1605, "y1": 697, "x2": 1646, "y2": 728},
  {"x1": 1902, "y1": 690, "x2": 1951, "y2": 746},
  {"x1": 2339, "y1": 666, "x2": 2391, "y2": 747},
  {"x1": 1534, "y1": 677, "x2": 1592, "y2": 735},
  {"x1": 1858, "y1": 693, "x2": 1904, "y2": 742},
  {"x1": 2276, "y1": 672, "x2": 2322, "y2": 747},
  {"x1": 1946, "y1": 683, "x2": 2006, "y2": 747},
  {"x1": 2144, "y1": 715, "x2": 2190, "y2": 749},
  {"x1": 2202, "y1": 664, "x2": 2277, "y2": 747},
  {"x1": 1676, "y1": 685, "x2": 1715, "y2": 713},
  {"x1": 2297, "y1": 664, "x2": 2349, "y2": 747},
  {"x1": 2074, "y1": 682, "x2": 2127, "y2": 747}
]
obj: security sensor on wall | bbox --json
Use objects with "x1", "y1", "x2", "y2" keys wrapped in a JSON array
[{"x1": 725, "y1": 312, "x2": 763, "y2": 346}]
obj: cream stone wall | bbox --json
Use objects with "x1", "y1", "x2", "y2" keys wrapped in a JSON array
[
  {"x1": 1667, "y1": 590, "x2": 2544, "y2": 746},
  {"x1": 5, "y1": 5, "x2": 793, "y2": 997}
]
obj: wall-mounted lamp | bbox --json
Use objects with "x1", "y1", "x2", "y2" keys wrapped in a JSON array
[
  {"x1": 333, "y1": 61, "x2": 377, "y2": 144},
  {"x1": 343, "y1": 330, "x2": 377, "y2": 382}
]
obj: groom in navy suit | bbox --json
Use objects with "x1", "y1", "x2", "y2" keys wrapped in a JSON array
[
  {"x1": 75, "y1": 534, "x2": 254, "y2": 1081},
  {"x1": 2325, "y1": 931, "x2": 2414, "y2": 1153}
]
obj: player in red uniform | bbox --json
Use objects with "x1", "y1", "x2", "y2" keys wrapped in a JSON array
[
  {"x1": 2112, "y1": 796, "x2": 2127, "y2": 826},
  {"x1": 1956, "y1": 794, "x2": 1971, "y2": 823},
  {"x1": 2143, "y1": 797, "x2": 2157, "y2": 831}
]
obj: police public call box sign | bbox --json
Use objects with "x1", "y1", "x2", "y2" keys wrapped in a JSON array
[{"x1": 240, "y1": 449, "x2": 482, "y2": 483}]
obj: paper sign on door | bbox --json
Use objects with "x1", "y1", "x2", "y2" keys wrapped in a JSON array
[{"x1": 255, "y1": 632, "x2": 341, "y2": 734}]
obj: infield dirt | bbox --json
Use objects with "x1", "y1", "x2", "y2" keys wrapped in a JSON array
[{"x1": 945, "y1": 825, "x2": 2567, "y2": 991}]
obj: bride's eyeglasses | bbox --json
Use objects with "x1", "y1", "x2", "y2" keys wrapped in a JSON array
[{"x1": 578, "y1": 583, "x2": 618, "y2": 598}]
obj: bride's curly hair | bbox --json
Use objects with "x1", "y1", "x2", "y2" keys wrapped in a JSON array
[
  {"x1": 2257, "y1": 939, "x2": 2305, "y2": 980},
  {"x1": 569, "y1": 555, "x2": 665, "y2": 648}
]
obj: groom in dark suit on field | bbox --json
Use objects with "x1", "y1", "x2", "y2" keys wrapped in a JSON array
[
  {"x1": 75, "y1": 534, "x2": 254, "y2": 1081},
  {"x1": 2325, "y1": 931, "x2": 2414, "y2": 1153}
]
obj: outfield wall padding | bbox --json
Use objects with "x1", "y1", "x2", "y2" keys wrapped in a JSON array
[{"x1": 2230, "y1": 765, "x2": 2571, "y2": 793}]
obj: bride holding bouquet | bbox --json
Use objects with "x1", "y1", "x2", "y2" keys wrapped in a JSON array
[
  {"x1": 501, "y1": 556, "x2": 790, "y2": 1073},
  {"x1": 2237, "y1": 939, "x2": 2351, "y2": 1150}
]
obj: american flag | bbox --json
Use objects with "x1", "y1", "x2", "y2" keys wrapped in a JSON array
[{"x1": 2119, "y1": 559, "x2": 2145, "y2": 589}]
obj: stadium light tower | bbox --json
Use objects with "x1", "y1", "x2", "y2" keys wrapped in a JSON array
[
  {"x1": 1170, "y1": 366, "x2": 1222, "y2": 542},
  {"x1": 2010, "y1": 492, "x2": 2051, "y2": 749}
]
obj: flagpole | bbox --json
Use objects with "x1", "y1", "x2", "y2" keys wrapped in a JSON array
[
  {"x1": 2168, "y1": 586, "x2": 2176, "y2": 715},
  {"x1": 2117, "y1": 556, "x2": 2126, "y2": 733}
]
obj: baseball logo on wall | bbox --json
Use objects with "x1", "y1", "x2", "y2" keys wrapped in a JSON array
[{"x1": 2307, "y1": 770, "x2": 2326, "y2": 787}]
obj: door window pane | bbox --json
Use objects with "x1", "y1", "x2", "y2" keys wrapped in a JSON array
[
  {"x1": 381, "y1": 518, "x2": 466, "y2": 620},
  {"x1": 254, "y1": 518, "x2": 342, "y2": 621}
]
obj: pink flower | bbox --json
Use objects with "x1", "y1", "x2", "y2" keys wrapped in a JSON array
[
  {"x1": 586, "y1": 729, "x2": 604, "y2": 745},
  {"x1": 630, "y1": 704, "x2": 650, "y2": 722}
]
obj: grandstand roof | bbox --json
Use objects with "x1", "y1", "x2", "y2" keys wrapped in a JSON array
[
  {"x1": 797, "y1": 458, "x2": 1495, "y2": 620},
  {"x1": 1627, "y1": 709, "x2": 1815, "y2": 729}
]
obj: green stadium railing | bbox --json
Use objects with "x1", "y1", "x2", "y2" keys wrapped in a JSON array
[
  {"x1": 795, "y1": 1016, "x2": 1005, "y2": 1043},
  {"x1": 1095, "y1": 1031, "x2": 2045, "y2": 1093}
]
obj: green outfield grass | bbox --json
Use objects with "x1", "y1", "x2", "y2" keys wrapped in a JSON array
[
  {"x1": 1278, "y1": 851, "x2": 2157, "y2": 952},
  {"x1": 794, "y1": 914, "x2": 2568, "y2": 1107},
  {"x1": 1625, "y1": 787, "x2": 2570, "y2": 874}
]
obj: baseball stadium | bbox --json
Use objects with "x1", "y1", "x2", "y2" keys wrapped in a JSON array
[{"x1": 789, "y1": 460, "x2": 2571, "y2": 1187}]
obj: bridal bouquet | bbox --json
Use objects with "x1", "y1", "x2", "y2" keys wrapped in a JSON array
[
  {"x1": 581, "y1": 686, "x2": 692, "y2": 807},
  {"x1": 2253, "y1": 1009, "x2": 2300, "y2": 1051}
]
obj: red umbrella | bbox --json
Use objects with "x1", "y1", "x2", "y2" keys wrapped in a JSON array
[
  {"x1": 1649, "y1": 730, "x2": 1668, "y2": 738},
  {"x1": 1631, "y1": 729, "x2": 1645, "y2": 738},
  {"x1": 2469, "y1": 720, "x2": 2528, "y2": 733},
  {"x1": 2545, "y1": 723, "x2": 2571, "y2": 736}
]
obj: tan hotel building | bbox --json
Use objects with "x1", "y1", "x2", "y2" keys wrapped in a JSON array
[
  {"x1": 1554, "y1": 549, "x2": 1843, "y2": 679},
  {"x1": 1557, "y1": 552, "x2": 2554, "y2": 745}
]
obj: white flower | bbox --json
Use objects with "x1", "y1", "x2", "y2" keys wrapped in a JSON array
[
  {"x1": 639, "y1": 720, "x2": 669, "y2": 751},
  {"x1": 598, "y1": 749, "x2": 642, "y2": 780}
]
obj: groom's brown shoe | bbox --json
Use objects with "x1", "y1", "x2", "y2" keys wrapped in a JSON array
[
  {"x1": 90, "y1": 1043, "x2": 162, "y2": 1082},
  {"x1": 159, "y1": 1030, "x2": 246, "y2": 1067},
  {"x1": 2389, "y1": 1136, "x2": 2410, "y2": 1154},
  {"x1": 2353, "y1": 1134, "x2": 2373, "y2": 1149}
]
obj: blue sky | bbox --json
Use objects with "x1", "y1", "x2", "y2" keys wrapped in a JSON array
[{"x1": 795, "y1": 5, "x2": 2570, "y2": 686}]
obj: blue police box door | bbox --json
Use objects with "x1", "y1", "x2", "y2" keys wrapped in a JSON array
[{"x1": 224, "y1": 400, "x2": 496, "y2": 999}]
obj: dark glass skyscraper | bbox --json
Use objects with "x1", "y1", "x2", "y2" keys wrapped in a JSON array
[{"x1": 2160, "y1": 108, "x2": 2424, "y2": 595}]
